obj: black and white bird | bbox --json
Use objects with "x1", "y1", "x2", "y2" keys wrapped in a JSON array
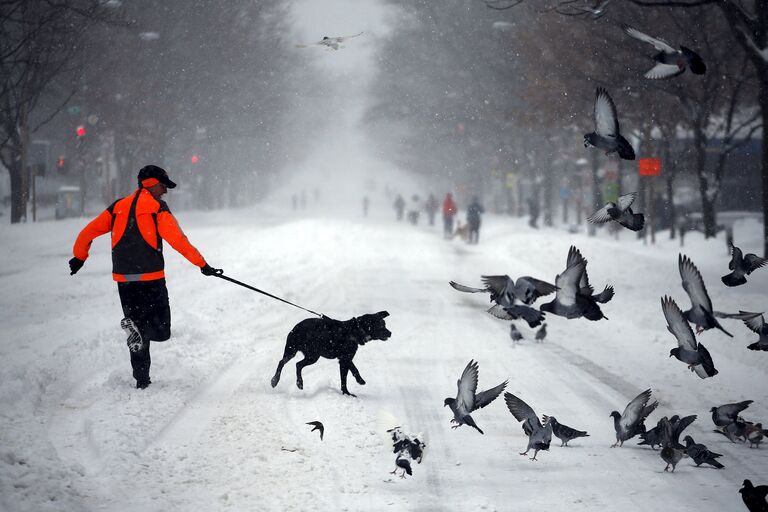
[
  {"x1": 739, "y1": 480, "x2": 768, "y2": 512},
  {"x1": 449, "y1": 275, "x2": 556, "y2": 328},
  {"x1": 583, "y1": 87, "x2": 635, "y2": 160},
  {"x1": 444, "y1": 360, "x2": 507, "y2": 435},
  {"x1": 679, "y1": 254, "x2": 738, "y2": 336},
  {"x1": 721, "y1": 244, "x2": 767, "y2": 287},
  {"x1": 587, "y1": 192, "x2": 645, "y2": 231},
  {"x1": 622, "y1": 24, "x2": 706, "y2": 79},
  {"x1": 662, "y1": 296, "x2": 719, "y2": 378},
  {"x1": 535, "y1": 323, "x2": 547, "y2": 343},
  {"x1": 388, "y1": 426, "x2": 426, "y2": 463},
  {"x1": 295, "y1": 32, "x2": 364, "y2": 51},
  {"x1": 661, "y1": 444, "x2": 688, "y2": 472},
  {"x1": 390, "y1": 455, "x2": 412, "y2": 478},
  {"x1": 540, "y1": 246, "x2": 612, "y2": 321},
  {"x1": 504, "y1": 392, "x2": 552, "y2": 460},
  {"x1": 306, "y1": 421, "x2": 324, "y2": 440},
  {"x1": 736, "y1": 312, "x2": 768, "y2": 351},
  {"x1": 683, "y1": 435, "x2": 724, "y2": 468},
  {"x1": 711, "y1": 400, "x2": 753, "y2": 427},
  {"x1": 509, "y1": 324, "x2": 524, "y2": 345},
  {"x1": 541, "y1": 415, "x2": 589, "y2": 446},
  {"x1": 610, "y1": 388, "x2": 658, "y2": 447}
]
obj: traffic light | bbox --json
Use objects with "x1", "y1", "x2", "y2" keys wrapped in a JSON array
[
  {"x1": 76, "y1": 125, "x2": 86, "y2": 138},
  {"x1": 57, "y1": 156, "x2": 69, "y2": 174},
  {"x1": 191, "y1": 154, "x2": 199, "y2": 164}
]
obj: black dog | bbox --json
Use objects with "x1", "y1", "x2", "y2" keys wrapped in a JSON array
[{"x1": 270, "y1": 311, "x2": 391, "y2": 397}]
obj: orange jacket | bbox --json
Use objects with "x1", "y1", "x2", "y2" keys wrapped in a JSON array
[{"x1": 72, "y1": 188, "x2": 206, "y2": 281}]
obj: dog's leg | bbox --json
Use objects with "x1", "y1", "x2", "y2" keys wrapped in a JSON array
[
  {"x1": 271, "y1": 345, "x2": 298, "y2": 388},
  {"x1": 339, "y1": 360, "x2": 356, "y2": 397},
  {"x1": 348, "y1": 361, "x2": 366, "y2": 386},
  {"x1": 295, "y1": 355, "x2": 319, "y2": 390}
]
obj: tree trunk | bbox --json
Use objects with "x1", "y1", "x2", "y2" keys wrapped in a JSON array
[
  {"x1": 589, "y1": 151, "x2": 601, "y2": 236},
  {"x1": 9, "y1": 160, "x2": 26, "y2": 223},
  {"x1": 761, "y1": 67, "x2": 768, "y2": 257},
  {"x1": 663, "y1": 137, "x2": 676, "y2": 239},
  {"x1": 694, "y1": 126, "x2": 717, "y2": 238}
]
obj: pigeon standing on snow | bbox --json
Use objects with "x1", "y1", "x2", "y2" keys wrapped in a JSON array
[
  {"x1": 535, "y1": 323, "x2": 547, "y2": 343},
  {"x1": 541, "y1": 415, "x2": 589, "y2": 446},
  {"x1": 583, "y1": 87, "x2": 636, "y2": 160},
  {"x1": 390, "y1": 455, "x2": 412, "y2": 478},
  {"x1": 540, "y1": 246, "x2": 612, "y2": 321},
  {"x1": 736, "y1": 312, "x2": 768, "y2": 351},
  {"x1": 679, "y1": 254, "x2": 738, "y2": 336},
  {"x1": 504, "y1": 392, "x2": 552, "y2": 460},
  {"x1": 662, "y1": 296, "x2": 719, "y2": 378},
  {"x1": 721, "y1": 245, "x2": 767, "y2": 287},
  {"x1": 509, "y1": 324, "x2": 524, "y2": 345},
  {"x1": 683, "y1": 435, "x2": 724, "y2": 468},
  {"x1": 444, "y1": 360, "x2": 507, "y2": 435},
  {"x1": 587, "y1": 192, "x2": 645, "y2": 231},
  {"x1": 661, "y1": 444, "x2": 688, "y2": 472},
  {"x1": 295, "y1": 32, "x2": 364, "y2": 51},
  {"x1": 622, "y1": 24, "x2": 706, "y2": 79},
  {"x1": 745, "y1": 423, "x2": 766, "y2": 448},
  {"x1": 711, "y1": 400, "x2": 753, "y2": 427},
  {"x1": 740, "y1": 480, "x2": 768, "y2": 512},
  {"x1": 306, "y1": 421, "x2": 324, "y2": 440},
  {"x1": 610, "y1": 388, "x2": 658, "y2": 447},
  {"x1": 449, "y1": 275, "x2": 556, "y2": 328},
  {"x1": 638, "y1": 417, "x2": 671, "y2": 450}
]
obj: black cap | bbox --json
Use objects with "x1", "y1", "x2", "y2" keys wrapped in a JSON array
[{"x1": 137, "y1": 165, "x2": 177, "y2": 189}]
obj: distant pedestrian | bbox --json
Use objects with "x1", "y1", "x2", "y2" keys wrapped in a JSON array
[
  {"x1": 362, "y1": 196, "x2": 370, "y2": 217},
  {"x1": 425, "y1": 194, "x2": 439, "y2": 226},
  {"x1": 442, "y1": 192, "x2": 458, "y2": 239},
  {"x1": 407, "y1": 194, "x2": 422, "y2": 225},
  {"x1": 466, "y1": 196, "x2": 484, "y2": 244},
  {"x1": 527, "y1": 193, "x2": 540, "y2": 229},
  {"x1": 300, "y1": 190, "x2": 307, "y2": 209},
  {"x1": 394, "y1": 194, "x2": 405, "y2": 221}
]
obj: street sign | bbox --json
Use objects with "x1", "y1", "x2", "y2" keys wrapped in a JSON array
[{"x1": 639, "y1": 158, "x2": 661, "y2": 176}]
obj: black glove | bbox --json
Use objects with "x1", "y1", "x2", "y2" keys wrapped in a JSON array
[
  {"x1": 201, "y1": 264, "x2": 223, "y2": 276},
  {"x1": 69, "y1": 257, "x2": 85, "y2": 275}
]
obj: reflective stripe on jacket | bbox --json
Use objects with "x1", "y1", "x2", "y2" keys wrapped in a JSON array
[{"x1": 72, "y1": 188, "x2": 206, "y2": 281}]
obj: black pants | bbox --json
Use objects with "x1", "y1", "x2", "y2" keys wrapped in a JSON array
[{"x1": 117, "y1": 279, "x2": 171, "y2": 383}]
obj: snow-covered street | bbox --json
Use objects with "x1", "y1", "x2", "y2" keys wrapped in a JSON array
[{"x1": 1, "y1": 196, "x2": 766, "y2": 511}]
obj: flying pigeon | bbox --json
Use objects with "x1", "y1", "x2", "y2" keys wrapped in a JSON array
[
  {"x1": 736, "y1": 312, "x2": 768, "y2": 351},
  {"x1": 679, "y1": 254, "x2": 738, "y2": 336},
  {"x1": 504, "y1": 392, "x2": 552, "y2": 460},
  {"x1": 638, "y1": 417, "x2": 670, "y2": 450},
  {"x1": 561, "y1": 0, "x2": 614, "y2": 18},
  {"x1": 587, "y1": 192, "x2": 645, "y2": 231},
  {"x1": 711, "y1": 400, "x2": 753, "y2": 427},
  {"x1": 509, "y1": 324, "x2": 524, "y2": 345},
  {"x1": 449, "y1": 275, "x2": 556, "y2": 327},
  {"x1": 610, "y1": 388, "x2": 658, "y2": 447},
  {"x1": 622, "y1": 24, "x2": 706, "y2": 79},
  {"x1": 540, "y1": 246, "x2": 611, "y2": 321},
  {"x1": 295, "y1": 32, "x2": 364, "y2": 51},
  {"x1": 535, "y1": 323, "x2": 547, "y2": 343},
  {"x1": 661, "y1": 444, "x2": 688, "y2": 472},
  {"x1": 740, "y1": 480, "x2": 768, "y2": 512},
  {"x1": 721, "y1": 245, "x2": 767, "y2": 287},
  {"x1": 390, "y1": 455, "x2": 412, "y2": 478},
  {"x1": 541, "y1": 415, "x2": 589, "y2": 446},
  {"x1": 583, "y1": 87, "x2": 635, "y2": 160},
  {"x1": 745, "y1": 422, "x2": 765, "y2": 448},
  {"x1": 307, "y1": 421, "x2": 324, "y2": 440},
  {"x1": 683, "y1": 435, "x2": 724, "y2": 468},
  {"x1": 666, "y1": 414, "x2": 697, "y2": 449},
  {"x1": 662, "y1": 296, "x2": 719, "y2": 378},
  {"x1": 444, "y1": 360, "x2": 507, "y2": 434}
]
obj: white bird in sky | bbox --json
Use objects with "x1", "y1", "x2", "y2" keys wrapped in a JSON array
[{"x1": 296, "y1": 32, "x2": 364, "y2": 51}]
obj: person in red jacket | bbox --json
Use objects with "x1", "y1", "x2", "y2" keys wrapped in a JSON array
[
  {"x1": 69, "y1": 165, "x2": 221, "y2": 389},
  {"x1": 442, "y1": 192, "x2": 458, "y2": 239}
]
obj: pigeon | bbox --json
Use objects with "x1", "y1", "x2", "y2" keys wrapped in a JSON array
[
  {"x1": 307, "y1": 421, "x2": 324, "y2": 440},
  {"x1": 449, "y1": 275, "x2": 557, "y2": 328},
  {"x1": 714, "y1": 419, "x2": 749, "y2": 443},
  {"x1": 662, "y1": 296, "x2": 719, "y2": 378},
  {"x1": 722, "y1": 245, "x2": 767, "y2": 287},
  {"x1": 587, "y1": 192, "x2": 645, "y2": 231},
  {"x1": 388, "y1": 426, "x2": 426, "y2": 462},
  {"x1": 295, "y1": 32, "x2": 364, "y2": 51},
  {"x1": 390, "y1": 455, "x2": 412, "y2": 478},
  {"x1": 683, "y1": 435, "x2": 724, "y2": 468},
  {"x1": 562, "y1": 0, "x2": 614, "y2": 18},
  {"x1": 540, "y1": 246, "x2": 611, "y2": 321},
  {"x1": 622, "y1": 24, "x2": 706, "y2": 79},
  {"x1": 745, "y1": 422, "x2": 765, "y2": 448},
  {"x1": 736, "y1": 312, "x2": 768, "y2": 351},
  {"x1": 444, "y1": 360, "x2": 507, "y2": 434},
  {"x1": 638, "y1": 417, "x2": 670, "y2": 450},
  {"x1": 661, "y1": 444, "x2": 688, "y2": 472},
  {"x1": 583, "y1": 87, "x2": 635, "y2": 160},
  {"x1": 711, "y1": 400, "x2": 753, "y2": 427},
  {"x1": 541, "y1": 415, "x2": 589, "y2": 446},
  {"x1": 535, "y1": 323, "x2": 547, "y2": 343},
  {"x1": 610, "y1": 388, "x2": 658, "y2": 447},
  {"x1": 740, "y1": 480, "x2": 768, "y2": 512},
  {"x1": 504, "y1": 392, "x2": 552, "y2": 460},
  {"x1": 509, "y1": 324, "x2": 524, "y2": 345},
  {"x1": 667, "y1": 414, "x2": 697, "y2": 448},
  {"x1": 679, "y1": 254, "x2": 738, "y2": 336}
]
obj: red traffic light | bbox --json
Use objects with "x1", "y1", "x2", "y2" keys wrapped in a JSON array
[
  {"x1": 76, "y1": 125, "x2": 86, "y2": 138},
  {"x1": 191, "y1": 154, "x2": 199, "y2": 164}
]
